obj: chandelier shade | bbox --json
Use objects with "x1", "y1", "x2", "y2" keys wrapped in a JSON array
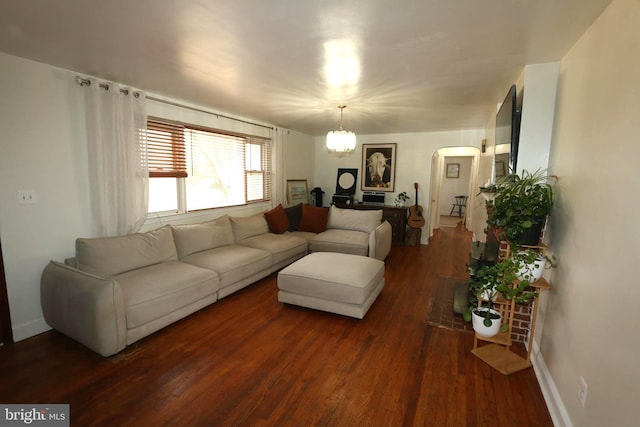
[
  {"x1": 326, "y1": 105, "x2": 356, "y2": 155},
  {"x1": 326, "y1": 130, "x2": 356, "y2": 153}
]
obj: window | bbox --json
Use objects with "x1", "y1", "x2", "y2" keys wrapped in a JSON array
[{"x1": 147, "y1": 119, "x2": 271, "y2": 214}]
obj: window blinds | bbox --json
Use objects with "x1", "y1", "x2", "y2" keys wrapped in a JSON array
[
  {"x1": 147, "y1": 120, "x2": 187, "y2": 178},
  {"x1": 146, "y1": 118, "x2": 271, "y2": 206},
  {"x1": 246, "y1": 137, "x2": 272, "y2": 202}
]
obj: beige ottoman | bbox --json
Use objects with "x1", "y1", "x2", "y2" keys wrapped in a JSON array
[{"x1": 277, "y1": 252, "x2": 385, "y2": 319}]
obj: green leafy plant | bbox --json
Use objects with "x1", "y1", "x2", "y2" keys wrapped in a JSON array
[
  {"x1": 395, "y1": 192, "x2": 410, "y2": 202},
  {"x1": 464, "y1": 248, "x2": 556, "y2": 327},
  {"x1": 496, "y1": 248, "x2": 556, "y2": 304},
  {"x1": 486, "y1": 169, "x2": 556, "y2": 245},
  {"x1": 394, "y1": 191, "x2": 410, "y2": 206},
  {"x1": 464, "y1": 263, "x2": 503, "y2": 327}
]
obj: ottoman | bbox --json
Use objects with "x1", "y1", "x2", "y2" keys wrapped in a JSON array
[{"x1": 277, "y1": 252, "x2": 385, "y2": 319}]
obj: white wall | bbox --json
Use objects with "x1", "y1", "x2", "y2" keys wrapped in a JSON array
[
  {"x1": 516, "y1": 62, "x2": 560, "y2": 175},
  {"x1": 541, "y1": 0, "x2": 640, "y2": 425},
  {"x1": 283, "y1": 130, "x2": 315, "y2": 196},
  {"x1": 0, "y1": 52, "x2": 315, "y2": 341},
  {"x1": 0, "y1": 53, "x2": 91, "y2": 340},
  {"x1": 313, "y1": 130, "x2": 484, "y2": 243}
]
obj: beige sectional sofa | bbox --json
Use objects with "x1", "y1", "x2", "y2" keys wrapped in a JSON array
[{"x1": 40, "y1": 205, "x2": 392, "y2": 356}]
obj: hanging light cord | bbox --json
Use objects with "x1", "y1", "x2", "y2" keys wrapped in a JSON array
[{"x1": 337, "y1": 105, "x2": 346, "y2": 131}]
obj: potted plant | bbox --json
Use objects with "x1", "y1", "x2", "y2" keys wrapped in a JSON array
[
  {"x1": 394, "y1": 191, "x2": 410, "y2": 207},
  {"x1": 496, "y1": 248, "x2": 556, "y2": 304},
  {"x1": 464, "y1": 263, "x2": 504, "y2": 337},
  {"x1": 486, "y1": 169, "x2": 556, "y2": 246},
  {"x1": 464, "y1": 248, "x2": 556, "y2": 336}
]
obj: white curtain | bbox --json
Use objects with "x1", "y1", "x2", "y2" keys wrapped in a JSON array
[
  {"x1": 84, "y1": 79, "x2": 148, "y2": 236},
  {"x1": 271, "y1": 127, "x2": 288, "y2": 206}
]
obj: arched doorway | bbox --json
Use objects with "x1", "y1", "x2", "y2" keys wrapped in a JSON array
[{"x1": 428, "y1": 147, "x2": 481, "y2": 240}]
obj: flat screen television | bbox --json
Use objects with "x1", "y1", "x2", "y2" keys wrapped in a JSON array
[{"x1": 495, "y1": 84, "x2": 521, "y2": 176}]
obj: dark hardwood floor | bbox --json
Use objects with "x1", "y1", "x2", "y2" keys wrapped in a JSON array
[{"x1": 0, "y1": 225, "x2": 553, "y2": 426}]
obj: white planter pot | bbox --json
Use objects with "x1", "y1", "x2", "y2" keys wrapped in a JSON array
[
  {"x1": 472, "y1": 308, "x2": 502, "y2": 337},
  {"x1": 516, "y1": 255, "x2": 546, "y2": 282}
]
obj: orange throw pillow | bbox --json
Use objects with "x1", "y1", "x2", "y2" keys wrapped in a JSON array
[
  {"x1": 264, "y1": 204, "x2": 290, "y2": 234},
  {"x1": 298, "y1": 204, "x2": 329, "y2": 233}
]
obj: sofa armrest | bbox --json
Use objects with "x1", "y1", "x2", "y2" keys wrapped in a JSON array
[
  {"x1": 369, "y1": 220, "x2": 392, "y2": 260},
  {"x1": 40, "y1": 261, "x2": 127, "y2": 357}
]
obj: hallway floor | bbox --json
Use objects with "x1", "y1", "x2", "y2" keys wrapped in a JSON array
[{"x1": 439, "y1": 214, "x2": 464, "y2": 228}]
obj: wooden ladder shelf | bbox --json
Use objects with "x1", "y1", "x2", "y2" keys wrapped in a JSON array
[{"x1": 472, "y1": 243, "x2": 552, "y2": 375}]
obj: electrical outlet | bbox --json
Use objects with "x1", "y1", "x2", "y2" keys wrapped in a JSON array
[
  {"x1": 578, "y1": 376, "x2": 588, "y2": 407},
  {"x1": 18, "y1": 190, "x2": 37, "y2": 204}
]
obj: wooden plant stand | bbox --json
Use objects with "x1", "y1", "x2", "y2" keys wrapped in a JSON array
[{"x1": 472, "y1": 243, "x2": 551, "y2": 375}]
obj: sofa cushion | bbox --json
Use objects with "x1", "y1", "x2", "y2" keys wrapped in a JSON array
[
  {"x1": 230, "y1": 214, "x2": 270, "y2": 242},
  {"x1": 264, "y1": 204, "x2": 290, "y2": 234},
  {"x1": 298, "y1": 204, "x2": 329, "y2": 233},
  {"x1": 239, "y1": 233, "x2": 308, "y2": 264},
  {"x1": 288, "y1": 230, "x2": 317, "y2": 241},
  {"x1": 114, "y1": 261, "x2": 219, "y2": 329},
  {"x1": 181, "y1": 244, "x2": 272, "y2": 289},
  {"x1": 284, "y1": 203, "x2": 302, "y2": 231},
  {"x1": 327, "y1": 205, "x2": 383, "y2": 233},
  {"x1": 310, "y1": 229, "x2": 369, "y2": 256},
  {"x1": 171, "y1": 215, "x2": 234, "y2": 258},
  {"x1": 76, "y1": 225, "x2": 178, "y2": 278}
]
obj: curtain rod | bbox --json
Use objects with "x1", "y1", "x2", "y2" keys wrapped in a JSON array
[
  {"x1": 75, "y1": 76, "x2": 274, "y2": 131},
  {"x1": 146, "y1": 96, "x2": 274, "y2": 130}
]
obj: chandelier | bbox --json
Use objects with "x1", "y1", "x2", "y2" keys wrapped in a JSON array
[{"x1": 326, "y1": 105, "x2": 356, "y2": 156}]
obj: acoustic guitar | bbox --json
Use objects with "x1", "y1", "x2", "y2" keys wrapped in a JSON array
[{"x1": 408, "y1": 182, "x2": 426, "y2": 228}]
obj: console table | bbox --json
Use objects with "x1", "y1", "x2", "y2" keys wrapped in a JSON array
[{"x1": 335, "y1": 203, "x2": 407, "y2": 245}]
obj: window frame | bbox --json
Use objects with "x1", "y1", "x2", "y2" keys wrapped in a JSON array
[{"x1": 146, "y1": 118, "x2": 272, "y2": 216}]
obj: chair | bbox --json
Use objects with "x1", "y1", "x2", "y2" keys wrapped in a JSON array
[{"x1": 450, "y1": 195, "x2": 468, "y2": 217}]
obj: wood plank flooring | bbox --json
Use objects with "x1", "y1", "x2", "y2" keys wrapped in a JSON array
[{"x1": 0, "y1": 225, "x2": 553, "y2": 426}]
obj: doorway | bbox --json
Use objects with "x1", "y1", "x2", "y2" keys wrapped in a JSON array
[{"x1": 428, "y1": 147, "x2": 480, "y2": 240}]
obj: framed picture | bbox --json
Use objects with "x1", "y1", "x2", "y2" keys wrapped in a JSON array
[
  {"x1": 446, "y1": 163, "x2": 460, "y2": 178},
  {"x1": 286, "y1": 179, "x2": 309, "y2": 205},
  {"x1": 361, "y1": 143, "x2": 397, "y2": 192}
]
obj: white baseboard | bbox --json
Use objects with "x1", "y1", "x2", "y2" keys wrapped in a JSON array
[
  {"x1": 12, "y1": 317, "x2": 50, "y2": 342},
  {"x1": 530, "y1": 339, "x2": 574, "y2": 427}
]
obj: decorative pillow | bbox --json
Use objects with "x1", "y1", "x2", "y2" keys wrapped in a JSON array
[
  {"x1": 264, "y1": 204, "x2": 290, "y2": 234},
  {"x1": 327, "y1": 205, "x2": 383, "y2": 233},
  {"x1": 284, "y1": 203, "x2": 302, "y2": 231},
  {"x1": 230, "y1": 214, "x2": 270, "y2": 242},
  {"x1": 298, "y1": 204, "x2": 329, "y2": 233},
  {"x1": 76, "y1": 225, "x2": 178, "y2": 278},
  {"x1": 171, "y1": 215, "x2": 235, "y2": 258}
]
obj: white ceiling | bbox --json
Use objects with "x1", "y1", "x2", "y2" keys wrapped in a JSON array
[{"x1": 0, "y1": 0, "x2": 612, "y2": 136}]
